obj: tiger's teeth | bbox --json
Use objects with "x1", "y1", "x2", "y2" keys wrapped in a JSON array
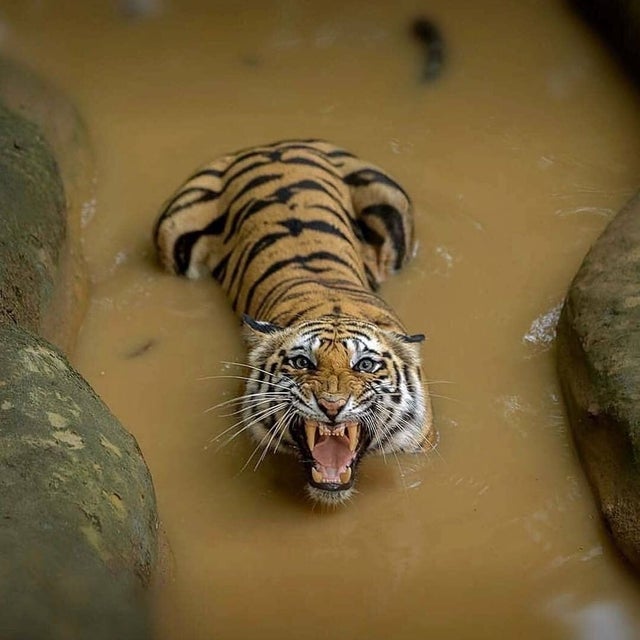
[
  {"x1": 319, "y1": 424, "x2": 330, "y2": 436},
  {"x1": 340, "y1": 468, "x2": 352, "y2": 483},
  {"x1": 334, "y1": 425, "x2": 345, "y2": 437},
  {"x1": 347, "y1": 424, "x2": 358, "y2": 452},
  {"x1": 305, "y1": 423, "x2": 316, "y2": 451},
  {"x1": 311, "y1": 467, "x2": 323, "y2": 483}
]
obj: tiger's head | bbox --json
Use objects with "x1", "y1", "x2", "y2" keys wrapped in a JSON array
[{"x1": 238, "y1": 314, "x2": 432, "y2": 505}]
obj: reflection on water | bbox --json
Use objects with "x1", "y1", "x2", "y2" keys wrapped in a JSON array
[
  {"x1": 547, "y1": 595, "x2": 639, "y2": 640},
  {"x1": 3, "y1": 0, "x2": 640, "y2": 638}
]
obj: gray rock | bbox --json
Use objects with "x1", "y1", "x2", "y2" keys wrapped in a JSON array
[
  {"x1": 0, "y1": 59, "x2": 160, "y2": 638},
  {"x1": 0, "y1": 103, "x2": 65, "y2": 331},
  {"x1": 0, "y1": 58, "x2": 94, "y2": 353},
  {"x1": 0, "y1": 323, "x2": 157, "y2": 640},
  {"x1": 557, "y1": 192, "x2": 640, "y2": 570}
]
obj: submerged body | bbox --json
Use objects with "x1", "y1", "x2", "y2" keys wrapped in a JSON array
[{"x1": 154, "y1": 139, "x2": 434, "y2": 503}]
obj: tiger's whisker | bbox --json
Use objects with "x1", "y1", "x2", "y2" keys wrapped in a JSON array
[
  {"x1": 254, "y1": 409, "x2": 294, "y2": 471},
  {"x1": 204, "y1": 391, "x2": 288, "y2": 413},
  {"x1": 240, "y1": 411, "x2": 290, "y2": 473},
  {"x1": 220, "y1": 360, "x2": 282, "y2": 381},
  {"x1": 218, "y1": 397, "x2": 288, "y2": 418},
  {"x1": 214, "y1": 408, "x2": 288, "y2": 453},
  {"x1": 208, "y1": 402, "x2": 288, "y2": 448},
  {"x1": 197, "y1": 374, "x2": 291, "y2": 391}
]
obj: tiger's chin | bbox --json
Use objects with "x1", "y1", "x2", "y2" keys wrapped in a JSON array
[{"x1": 305, "y1": 483, "x2": 356, "y2": 506}]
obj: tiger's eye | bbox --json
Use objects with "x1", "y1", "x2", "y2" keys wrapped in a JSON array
[
  {"x1": 354, "y1": 357, "x2": 377, "y2": 373},
  {"x1": 291, "y1": 355, "x2": 313, "y2": 369}
]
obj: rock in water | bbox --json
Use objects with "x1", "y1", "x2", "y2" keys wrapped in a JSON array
[
  {"x1": 0, "y1": 323, "x2": 158, "y2": 639},
  {"x1": 0, "y1": 58, "x2": 159, "y2": 639},
  {"x1": 557, "y1": 192, "x2": 640, "y2": 570}
]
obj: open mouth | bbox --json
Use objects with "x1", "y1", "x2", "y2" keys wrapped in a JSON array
[{"x1": 303, "y1": 420, "x2": 360, "y2": 489}]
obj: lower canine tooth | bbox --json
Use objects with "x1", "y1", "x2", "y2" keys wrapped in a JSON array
[
  {"x1": 311, "y1": 468, "x2": 323, "y2": 483},
  {"x1": 340, "y1": 468, "x2": 352, "y2": 483}
]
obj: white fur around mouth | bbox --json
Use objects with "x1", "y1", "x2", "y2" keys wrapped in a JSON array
[{"x1": 304, "y1": 420, "x2": 359, "y2": 486}]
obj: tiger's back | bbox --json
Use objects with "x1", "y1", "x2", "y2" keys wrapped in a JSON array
[
  {"x1": 154, "y1": 139, "x2": 415, "y2": 329},
  {"x1": 154, "y1": 139, "x2": 435, "y2": 504}
]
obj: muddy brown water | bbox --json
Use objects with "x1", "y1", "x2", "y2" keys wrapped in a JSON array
[{"x1": 4, "y1": 0, "x2": 640, "y2": 638}]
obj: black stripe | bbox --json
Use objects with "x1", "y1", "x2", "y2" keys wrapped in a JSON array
[
  {"x1": 224, "y1": 178, "x2": 352, "y2": 244},
  {"x1": 180, "y1": 140, "x2": 345, "y2": 193},
  {"x1": 364, "y1": 264, "x2": 379, "y2": 290},
  {"x1": 228, "y1": 172, "x2": 284, "y2": 211},
  {"x1": 344, "y1": 168, "x2": 410, "y2": 202},
  {"x1": 243, "y1": 251, "x2": 363, "y2": 314},
  {"x1": 226, "y1": 244, "x2": 254, "y2": 304},
  {"x1": 211, "y1": 253, "x2": 230, "y2": 282},
  {"x1": 219, "y1": 148, "x2": 279, "y2": 177},
  {"x1": 357, "y1": 219, "x2": 385, "y2": 247},
  {"x1": 222, "y1": 173, "x2": 284, "y2": 241},
  {"x1": 227, "y1": 218, "x2": 349, "y2": 310},
  {"x1": 360, "y1": 204, "x2": 407, "y2": 270},
  {"x1": 254, "y1": 276, "x2": 315, "y2": 318},
  {"x1": 223, "y1": 159, "x2": 274, "y2": 190},
  {"x1": 282, "y1": 155, "x2": 342, "y2": 181},
  {"x1": 309, "y1": 203, "x2": 357, "y2": 233},
  {"x1": 187, "y1": 145, "x2": 290, "y2": 184},
  {"x1": 401, "y1": 364, "x2": 412, "y2": 389},
  {"x1": 157, "y1": 186, "x2": 221, "y2": 226},
  {"x1": 326, "y1": 149, "x2": 357, "y2": 159},
  {"x1": 390, "y1": 363, "x2": 402, "y2": 403},
  {"x1": 269, "y1": 298, "x2": 329, "y2": 324},
  {"x1": 171, "y1": 211, "x2": 229, "y2": 275},
  {"x1": 282, "y1": 218, "x2": 350, "y2": 242},
  {"x1": 227, "y1": 232, "x2": 289, "y2": 300},
  {"x1": 378, "y1": 409, "x2": 416, "y2": 447},
  {"x1": 318, "y1": 281, "x2": 385, "y2": 303},
  {"x1": 187, "y1": 167, "x2": 224, "y2": 181}
]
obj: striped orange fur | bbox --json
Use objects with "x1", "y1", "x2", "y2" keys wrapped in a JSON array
[{"x1": 154, "y1": 139, "x2": 435, "y2": 504}]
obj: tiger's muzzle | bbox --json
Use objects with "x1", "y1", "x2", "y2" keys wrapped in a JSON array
[{"x1": 295, "y1": 419, "x2": 365, "y2": 492}]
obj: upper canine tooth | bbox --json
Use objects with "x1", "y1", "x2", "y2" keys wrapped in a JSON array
[
  {"x1": 347, "y1": 424, "x2": 358, "y2": 451},
  {"x1": 305, "y1": 423, "x2": 316, "y2": 451}
]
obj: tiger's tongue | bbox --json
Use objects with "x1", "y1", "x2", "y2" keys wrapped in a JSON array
[{"x1": 312, "y1": 435, "x2": 353, "y2": 469}]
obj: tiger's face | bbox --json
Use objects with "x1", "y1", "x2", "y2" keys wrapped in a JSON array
[{"x1": 239, "y1": 315, "x2": 430, "y2": 505}]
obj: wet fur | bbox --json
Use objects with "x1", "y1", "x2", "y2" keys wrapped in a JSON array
[{"x1": 154, "y1": 139, "x2": 435, "y2": 503}]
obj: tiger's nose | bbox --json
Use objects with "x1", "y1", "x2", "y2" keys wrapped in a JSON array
[{"x1": 317, "y1": 396, "x2": 347, "y2": 421}]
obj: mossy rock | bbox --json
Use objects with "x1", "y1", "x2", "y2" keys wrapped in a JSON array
[
  {"x1": 0, "y1": 103, "x2": 65, "y2": 331},
  {"x1": 0, "y1": 59, "x2": 159, "y2": 639},
  {"x1": 557, "y1": 193, "x2": 640, "y2": 570},
  {"x1": 0, "y1": 323, "x2": 158, "y2": 639},
  {"x1": 0, "y1": 57, "x2": 93, "y2": 352}
]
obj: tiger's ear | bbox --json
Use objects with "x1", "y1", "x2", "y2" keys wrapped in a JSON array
[
  {"x1": 395, "y1": 332, "x2": 426, "y2": 344},
  {"x1": 242, "y1": 315, "x2": 284, "y2": 345}
]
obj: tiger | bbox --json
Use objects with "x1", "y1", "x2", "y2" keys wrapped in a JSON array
[{"x1": 153, "y1": 139, "x2": 435, "y2": 505}]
